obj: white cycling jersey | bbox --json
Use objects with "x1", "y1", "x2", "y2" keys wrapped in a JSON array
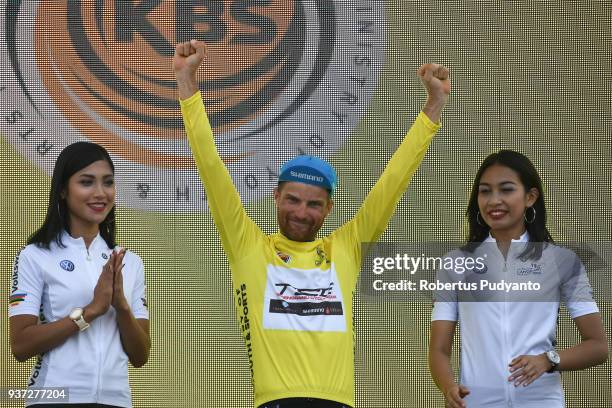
[
  {"x1": 9, "y1": 231, "x2": 148, "y2": 407},
  {"x1": 432, "y1": 232, "x2": 598, "y2": 408}
]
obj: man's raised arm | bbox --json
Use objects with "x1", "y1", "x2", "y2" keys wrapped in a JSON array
[
  {"x1": 337, "y1": 63, "x2": 451, "y2": 246},
  {"x1": 174, "y1": 40, "x2": 206, "y2": 100},
  {"x1": 174, "y1": 40, "x2": 262, "y2": 263},
  {"x1": 419, "y1": 63, "x2": 450, "y2": 124}
]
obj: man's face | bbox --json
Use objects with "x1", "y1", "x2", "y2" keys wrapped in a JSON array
[{"x1": 274, "y1": 182, "x2": 333, "y2": 242}]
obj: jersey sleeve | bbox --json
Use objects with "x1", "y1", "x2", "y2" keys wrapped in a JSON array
[
  {"x1": 557, "y1": 248, "x2": 599, "y2": 319},
  {"x1": 431, "y1": 252, "x2": 459, "y2": 321},
  {"x1": 9, "y1": 247, "x2": 43, "y2": 317},
  {"x1": 129, "y1": 254, "x2": 149, "y2": 320},
  {"x1": 332, "y1": 111, "x2": 440, "y2": 262},
  {"x1": 431, "y1": 301, "x2": 458, "y2": 322},
  {"x1": 180, "y1": 92, "x2": 263, "y2": 264}
]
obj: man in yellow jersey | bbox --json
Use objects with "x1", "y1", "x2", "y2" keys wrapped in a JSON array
[{"x1": 174, "y1": 40, "x2": 450, "y2": 408}]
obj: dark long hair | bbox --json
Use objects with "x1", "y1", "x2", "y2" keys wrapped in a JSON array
[
  {"x1": 465, "y1": 150, "x2": 553, "y2": 260},
  {"x1": 28, "y1": 142, "x2": 116, "y2": 249}
]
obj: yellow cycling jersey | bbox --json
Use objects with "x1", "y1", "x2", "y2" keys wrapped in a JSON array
[{"x1": 180, "y1": 92, "x2": 440, "y2": 407}]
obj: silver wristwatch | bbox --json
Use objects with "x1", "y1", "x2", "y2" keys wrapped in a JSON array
[
  {"x1": 545, "y1": 349, "x2": 560, "y2": 372},
  {"x1": 69, "y1": 308, "x2": 90, "y2": 331}
]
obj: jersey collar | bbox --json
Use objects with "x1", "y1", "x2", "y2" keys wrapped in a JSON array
[
  {"x1": 60, "y1": 230, "x2": 105, "y2": 250},
  {"x1": 273, "y1": 232, "x2": 322, "y2": 253},
  {"x1": 485, "y1": 230, "x2": 529, "y2": 243}
]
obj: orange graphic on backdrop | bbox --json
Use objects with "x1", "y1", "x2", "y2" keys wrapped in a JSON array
[{"x1": 34, "y1": 0, "x2": 295, "y2": 168}]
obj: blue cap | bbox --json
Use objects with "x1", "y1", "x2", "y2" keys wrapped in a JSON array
[{"x1": 278, "y1": 155, "x2": 337, "y2": 194}]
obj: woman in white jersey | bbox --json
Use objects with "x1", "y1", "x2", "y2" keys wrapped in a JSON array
[
  {"x1": 9, "y1": 142, "x2": 150, "y2": 408},
  {"x1": 429, "y1": 150, "x2": 607, "y2": 408}
]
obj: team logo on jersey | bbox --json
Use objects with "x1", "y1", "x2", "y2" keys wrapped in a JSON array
[
  {"x1": 2, "y1": 1, "x2": 385, "y2": 211},
  {"x1": 263, "y1": 264, "x2": 346, "y2": 332},
  {"x1": 101, "y1": 253, "x2": 108, "y2": 260},
  {"x1": 469, "y1": 263, "x2": 488, "y2": 275},
  {"x1": 517, "y1": 263, "x2": 542, "y2": 276},
  {"x1": 276, "y1": 251, "x2": 291, "y2": 264},
  {"x1": 269, "y1": 280, "x2": 343, "y2": 317},
  {"x1": 59, "y1": 259, "x2": 75, "y2": 272},
  {"x1": 270, "y1": 280, "x2": 343, "y2": 316},
  {"x1": 314, "y1": 246, "x2": 330, "y2": 266}
]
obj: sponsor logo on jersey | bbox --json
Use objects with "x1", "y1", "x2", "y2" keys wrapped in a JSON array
[
  {"x1": 28, "y1": 306, "x2": 48, "y2": 387},
  {"x1": 315, "y1": 246, "x2": 329, "y2": 266},
  {"x1": 517, "y1": 263, "x2": 542, "y2": 276},
  {"x1": 272, "y1": 281, "x2": 343, "y2": 315},
  {"x1": 12, "y1": 248, "x2": 23, "y2": 294},
  {"x1": 236, "y1": 283, "x2": 254, "y2": 380},
  {"x1": 59, "y1": 259, "x2": 75, "y2": 272},
  {"x1": 28, "y1": 353, "x2": 45, "y2": 387},
  {"x1": 470, "y1": 263, "x2": 488, "y2": 274},
  {"x1": 270, "y1": 299, "x2": 342, "y2": 316},
  {"x1": 263, "y1": 264, "x2": 346, "y2": 332},
  {"x1": 275, "y1": 281, "x2": 335, "y2": 298},
  {"x1": 276, "y1": 251, "x2": 291, "y2": 264}
]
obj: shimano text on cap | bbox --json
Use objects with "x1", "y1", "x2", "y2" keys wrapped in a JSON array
[{"x1": 278, "y1": 155, "x2": 337, "y2": 194}]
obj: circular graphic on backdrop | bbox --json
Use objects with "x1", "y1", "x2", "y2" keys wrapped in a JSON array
[{"x1": 1, "y1": 0, "x2": 385, "y2": 211}]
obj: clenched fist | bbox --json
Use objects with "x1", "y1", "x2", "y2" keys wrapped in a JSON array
[
  {"x1": 173, "y1": 39, "x2": 208, "y2": 100},
  {"x1": 417, "y1": 63, "x2": 450, "y2": 123}
]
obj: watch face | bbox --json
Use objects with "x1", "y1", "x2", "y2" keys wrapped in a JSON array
[
  {"x1": 70, "y1": 308, "x2": 83, "y2": 320},
  {"x1": 547, "y1": 350, "x2": 561, "y2": 364}
]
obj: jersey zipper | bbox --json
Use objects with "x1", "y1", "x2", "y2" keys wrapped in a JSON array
[
  {"x1": 93, "y1": 249, "x2": 103, "y2": 403},
  {"x1": 85, "y1": 244, "x2": 102, "y2": 402},
  {"x1": 504, "y1": 244, "x2": 515, "y2": 407},
  {"x1": 495, "y1": 243, "x2": 512, "y2": 406}
]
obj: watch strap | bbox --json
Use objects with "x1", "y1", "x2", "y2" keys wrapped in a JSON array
[
  {"x1": 545, "y1": 350, "x2": 559, "y2": 373},
  {"x1": 73, "y1": 315, "x2": 90, "y2": 331}
]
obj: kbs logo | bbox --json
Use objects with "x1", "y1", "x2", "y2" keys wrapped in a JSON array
[{"x1": 1, "y1": 0, "x2": 385, "y2": 211}]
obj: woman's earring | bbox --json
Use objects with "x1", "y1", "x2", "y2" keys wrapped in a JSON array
[
  {"x1": 476, "y1": 211, "x2": 486, "y2": 226},
  {"x1": 524, "y1": 207, "x2": 536, "y2": 224}
]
